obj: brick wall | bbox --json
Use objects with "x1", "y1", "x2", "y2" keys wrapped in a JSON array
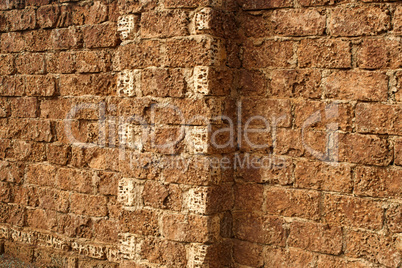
[
  {"x1": 0, "y1": 0, "x2": 401, "y2": 267},
  {"x1": 234, "y1": 0, "x2": 402, "y2": 267}
]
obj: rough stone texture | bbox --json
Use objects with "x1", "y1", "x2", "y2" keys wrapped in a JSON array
[
  {"x1": 323, "y1": 70, "x2": 388, "y2": 101},
  {"x1": 323, "y1": 194, "x2": 384, "y2": 230},
  {"x1": 0, "y1": 0, "x2": 401, "y2": 267},
  {"x1": 270, "y1": 69, "x2": 322, "y2": 99},
  {"x1": 243, "y1": 39, "x2": 294, "y2": 68},
  {"x1": 232, "y1": 1, "x2": 401, "y2": 267},
  {"x1": 328, "y1": 6, "x2": 390, "y2": 36},
  {"x1": 357, "y1": 38, "x2": 402, "y2": 69},
  {"x1": 265, "y1": 187, "x2": 320, "y2": 220},
  {"x1": 356, "y1": 103, "x2": 402, "y2": 135},
  {"x1": 294, "y1": 160, "x2": 353, "y2": 193},
  {"x1": 298, "y1": 39, "x2": 351, "y2": 68},
  {"x1": 271, "y1": 9, "x2": 326, "y2": 36},
  {"x1": 288, "y1": 221, "x2": 343, "y2": 255}
]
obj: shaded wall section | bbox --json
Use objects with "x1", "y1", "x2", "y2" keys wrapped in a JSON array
[{"x1": 233, "y1": 0, "x2": 401, "y2": 267}]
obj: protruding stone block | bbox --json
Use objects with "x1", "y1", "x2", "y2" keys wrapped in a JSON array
[
  {"x1": 188, "y1": 243, "x2": 209, "y2": 268},
  {"x1": 119, "y1": 233, "x2": 138, "y2": 260},
  {"x1": 195, "y1": 8, "x2": 213, "y2": 31},
  {"x1": 117, "y1": 70, "x2": 141, "y2": 97},
  {"x1": 118, "y1": 178, "x2": 143, "y2": 208},
  {"x1": 194, "y1": 66, "x2": 210, "y2": 95},
  {"x1": 117, "y1": 15, "x2": 138, "y2": 40},
  {"x1": 186, "y1": 126, "x2": 209, "y2": 154},
  {"x1": 185, "y1": 187, "x2": 208, "y2": 214}
]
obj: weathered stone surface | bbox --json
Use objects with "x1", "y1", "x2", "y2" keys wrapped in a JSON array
[
  {"x1": 161, "y1": 214, "x2": 217, "y2": 243},
  {"x1": 265, "y1": 187, "x2": 320, "y2": 220},
  {"x1": 83, "y1": 23, "x2": 118, "y2": 48},
  {"x1": 243, "y1": 40, "x2": 294, "y2": 68},
  {"x1": 233, "y1": 212, "x2": 286, "y2": 245},
  {"x1": 239, "y1": 0, "x2": 293, "y2": 10},
  {"x1": 141, "y1": 10, "x2": 188, "y2": 38},
  {"x1": 354, "y1": 165, "x2": 402, "y2": 198},
  {"x1": 357, "y1": 39, "x2": 402, "y2": 69},
  {"x1": 264, "y1": 247, "x2": 316, "y2": 267},
  {"x1": 338, "y1": 133, "x2": 392, "y2": 166},
  {"x1": 70, "y1": 193, "x2": 108, "y2": 217},
  {"x1": 345, "y1": 229, "x2": 401, "y2": 267},
  {"x1": 323, "y1": 194, "x2": 384, "y2": 230},
  {"x1": 298, "y1": 39, "x2": 351, "y2": 68},
  {"x1": 270, "y1": 69, "x2": 321, "y2": 99},
  {"x1": 323, "y1": 70, "x2": 388, "y2": 101},
  {"x1": 233, "y1": 240, "x2": 263, "y2": 267},
  {"x1": 295, "y1": 160, "x2": 353, "y2": 193},
  {"x1": 288, "y1": 221, "x2": 343, "y2": 255},
  {"x1": 272, "y1": 9, "x2": 326, "y2": 36},
  {"x1": 356, "y1": 103, "x2": 402, "y2": 135},
  {"x1": 328, "y1": 6, "x2": 390, "y2": 36}
]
